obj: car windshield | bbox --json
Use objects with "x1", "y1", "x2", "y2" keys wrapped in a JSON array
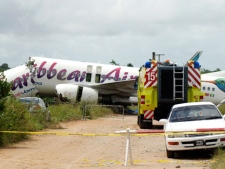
[{"x1": 169, "y1": 104, "x2": 222, "y2": 122}]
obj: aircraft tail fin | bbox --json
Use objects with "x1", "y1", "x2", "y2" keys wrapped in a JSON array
[{"x1": 189, "y1": 51, "x2": 202, "y2": 62}]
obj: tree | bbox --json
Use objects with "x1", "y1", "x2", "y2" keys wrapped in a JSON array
[
  {"x1": 201, "y1": 68, "x2": 221, "y2": 74},
  {"x1": 0, "y1": 64, "x2": 10, "y2": 72},
  {"x1": 0, "y1": 72, "x2": 12, "y2": 111},
  {"x1": 110, "y1": 60, "x2": 119, "y2": 66},
  {"x1": 109, "y1": 60, "x2": 134, "y2": 67},
  {"x1": 127, "y1": 63, "x2": 133, "y2": 67}
]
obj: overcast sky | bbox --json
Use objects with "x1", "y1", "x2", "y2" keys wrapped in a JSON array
[{"x1": 0, "y1": 0, "x2": 225, "y2": 70}]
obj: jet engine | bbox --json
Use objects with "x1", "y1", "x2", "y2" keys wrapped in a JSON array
[{"x1": 55, "y1": 84, "x2": 98, "y2": 103}]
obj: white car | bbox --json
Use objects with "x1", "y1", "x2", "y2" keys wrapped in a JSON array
[{"x1": 160, "y1": 102, "x2": 225, "y2": 158}]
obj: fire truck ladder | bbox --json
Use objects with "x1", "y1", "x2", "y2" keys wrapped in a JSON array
[{"x1": 173, "y1": 64, "x2": 185, "y2": 101}]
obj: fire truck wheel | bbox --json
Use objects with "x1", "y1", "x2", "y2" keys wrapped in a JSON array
[
  {"x1": 139, "y1": 122, "x2": 153, "y2": 129},
  {"x1": 138, "y1": 115, "x2": 153, "y2": 129}
]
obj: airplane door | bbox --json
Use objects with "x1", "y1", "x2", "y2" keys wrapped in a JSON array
[
  {"x1": 95, "y1": 66, "x2": 102, "y2": 83},
  {"x1": 86, "y1": 65, "x2": 93, "y2": 82}
]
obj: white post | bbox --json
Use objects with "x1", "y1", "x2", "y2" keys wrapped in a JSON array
[{"x1": 124, "y1": 128, "x2": 133, "y2": 166}]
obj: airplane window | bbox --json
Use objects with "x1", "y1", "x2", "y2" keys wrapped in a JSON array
[
  {"x1": 212, "y1": 88, "x2": 215, "y2": 91},
  {"x1": 118, "y1": 78, "x2": 121, "y2": 81},
  {"x1": 108, "y1": 77, "x2": 111, "y2": 80},
  {"x1": 113, "y1": 77, "x2": 118, "y2": 81},
  {"x1": 207, "y1": 87, "x2": 210, "y2": 91},
  {"x1": 202, "y1": 87, "x2": 205, "y2": 90}
]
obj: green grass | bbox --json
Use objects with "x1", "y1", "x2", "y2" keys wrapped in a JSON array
[
  {"x1": 0, "y1": 98, "x2": 33, "y2": 146},
  {"x1": 211, "y1": 148, "x2": 225, "y2": 169},
  {"x1": 48, "y1": 102, "x2": 114, "y2": 123},
  {"x1": 0, "y1": 98, "x2": 114, "y2": 146},
  {"x1": 217, "y1": 103, "x2": 225, "y2": 115}
]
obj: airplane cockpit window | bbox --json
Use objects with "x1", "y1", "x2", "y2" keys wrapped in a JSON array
[{"x1": 86, "y1": 73, "x2": 92, "y2": 82}]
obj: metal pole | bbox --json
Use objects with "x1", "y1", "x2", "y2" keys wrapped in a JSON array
[
  {"x1": 152, "y1": 52, "x2": 155, "y2": 60},
  {"x1": 124, "y1": 128, "x2": 133, "y2": 166}
]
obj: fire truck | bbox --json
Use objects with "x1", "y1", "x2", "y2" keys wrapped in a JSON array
[{"x1": 137, "y1": 52, "x2": 204, "y2": 129}]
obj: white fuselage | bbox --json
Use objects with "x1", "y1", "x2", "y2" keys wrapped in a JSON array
[
  {"x1": 4, "y1": 57, "x2": 225, "y2": 106},
  {"x1": 4, "y1": 57, "x2": 139, "y2": 98},
  {"x1": 31, "y1": 57, "x2": 139, "y2": 96}
]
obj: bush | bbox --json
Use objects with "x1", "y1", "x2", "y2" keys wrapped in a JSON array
[{"x1": 0, "y1": 98, "x2": 34, "y2": 146}]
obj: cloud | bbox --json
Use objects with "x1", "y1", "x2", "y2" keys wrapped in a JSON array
[{"x1": 0, "y1": 0, "x2": 225, "y2": 70}]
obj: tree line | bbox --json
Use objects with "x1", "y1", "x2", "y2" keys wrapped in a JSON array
[
  {"x1": 0, "y1": 62, "x2": 222, "y2": 74},
  {"x1": 0, "y1": 64, "x2": 10, "y2": 72}
]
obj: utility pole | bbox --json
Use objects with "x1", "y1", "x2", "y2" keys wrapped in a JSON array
[{"x1": 155, "y1": 53, "x2": 165, "y2": 62}]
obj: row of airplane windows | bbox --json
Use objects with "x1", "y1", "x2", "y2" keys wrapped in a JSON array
[{"x1": 202, "y1": 86, "x2": 215, "y2": 92}]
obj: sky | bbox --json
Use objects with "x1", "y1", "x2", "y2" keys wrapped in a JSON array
[{"x1": 0, "y1": 0, "x2": 225, "y2": 70}]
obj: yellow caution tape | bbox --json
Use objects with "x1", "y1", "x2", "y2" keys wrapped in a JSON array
[{"x1": 0, "y1": 130, "x2": 225, "y2": 136}]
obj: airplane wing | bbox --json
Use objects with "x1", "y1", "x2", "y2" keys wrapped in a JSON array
[
  {"x1": 202, "y1": 70, "x2": 225, "y2": 77},
  {"x1": 82, "y1": 79, "x2": 137, "y2": 97}
]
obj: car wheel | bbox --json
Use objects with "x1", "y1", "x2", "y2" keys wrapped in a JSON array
[{"x1": 166, "y1": 149, "x2": 174, "y2": 158}]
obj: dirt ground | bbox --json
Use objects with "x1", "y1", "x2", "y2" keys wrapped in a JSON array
[{"x1": 0, "y1": 115, "x2": 212, "y2": 169}]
